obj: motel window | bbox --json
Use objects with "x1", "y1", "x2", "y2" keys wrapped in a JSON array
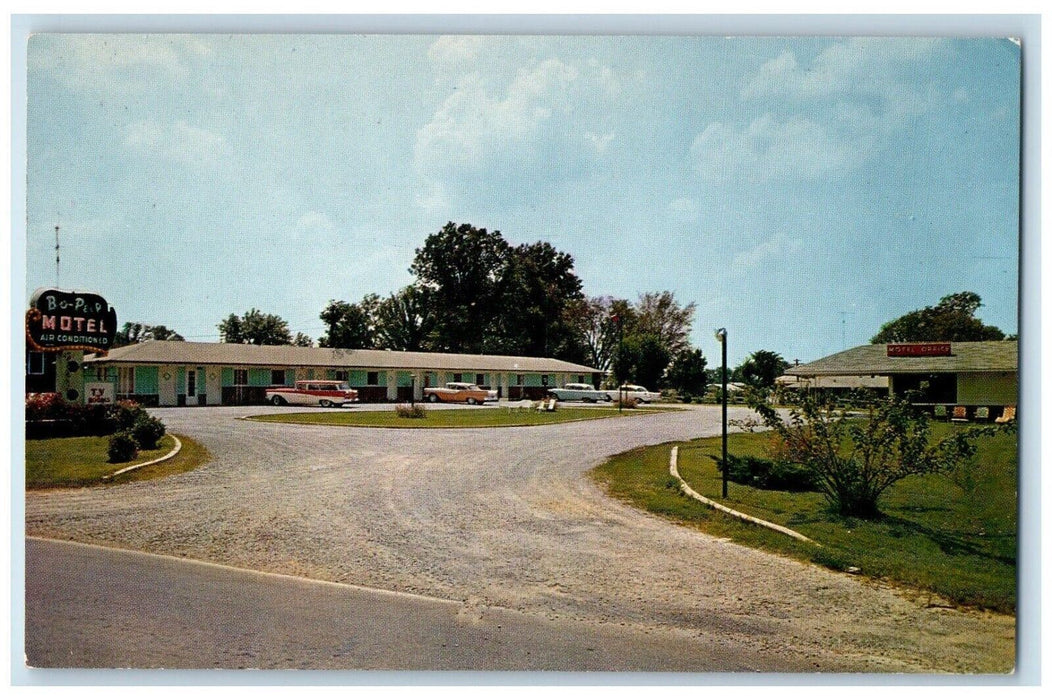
[
  {"x1": 577, "y1": 375, "x2": 585, "y2": 384},
  {"x1": 367, "y1": 371, "x2": 379, "y2": 385},
  {"x1": 476, "y1": 373, "x2": 485, "y2": 386},
  {"x1": 26, "y1": 352, "x2": 45, "y2": 375},
  {"x1": 453, "y1": 373, "x2": 463, "y2": 382},
  {"x1": 234, "y1": 369, "x2": 248, "y2": 385},
  {"x1": 118, "y1": 367, "x2": 135, "y2": 394},
  {"x1": 516, "y1": 374, "x2": 525, "y2": 386},
  {"x1": 271, "y1": 369, "x2": 285, "y2": 385},
  {"x1": 334, "y1": 370, "x2": 348, "y2": 382}
]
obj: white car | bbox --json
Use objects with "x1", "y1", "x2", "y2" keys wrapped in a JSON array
[
  {"x1": 548, "y1": 383, "x2": 612, "y2": 403},
  {"x1": 613, "y1": 384, "x2": 661, "y2": 404}
]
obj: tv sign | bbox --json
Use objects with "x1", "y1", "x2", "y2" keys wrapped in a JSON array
[
  {"x1": 887, "y1": 343, "x2": 952, "y2": 358},
  {"x1": 26, "y1": 288, "x2": 117, "y2": 354}
]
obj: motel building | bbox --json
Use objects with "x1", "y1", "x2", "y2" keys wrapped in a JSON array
[
  {"x1": 77, "y1": 340, "x2": 603, "y2": 406},
  {"x1": 782, "y1": 340, "x2": 1018, "y2": 421}
]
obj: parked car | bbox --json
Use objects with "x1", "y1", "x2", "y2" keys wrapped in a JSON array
[
  {"x1": 423, "y1": 382, "x2": 495, "y2": 405},
  {"x1": 548, "y1": 383, "x2": 611, "y2": 403},
  {"x1": 613, "y1": 384, "x2": 661, "y2": 404},
  {"x1": 266, "y1": 380, "x2": 359, "y2": 407}
]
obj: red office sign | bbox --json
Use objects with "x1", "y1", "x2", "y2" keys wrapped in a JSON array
[
  {"x1": 25, "y1": 288, "x2": 117, "y2": 353},
  {"x1": 887, "y1": 343, "x2": 952, "y2": 357}
]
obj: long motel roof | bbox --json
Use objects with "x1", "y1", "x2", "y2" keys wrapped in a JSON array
[
  {"x1": 85, "y1": 340, "x2": 602, "y2": 374},
  {"x1": 785, "y1": 341, "x2": 1018, "y2": 378}
]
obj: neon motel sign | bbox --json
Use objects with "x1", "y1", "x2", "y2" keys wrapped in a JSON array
[{"x1": 26, "y1": 288, "x2": 117, "y2": 354}]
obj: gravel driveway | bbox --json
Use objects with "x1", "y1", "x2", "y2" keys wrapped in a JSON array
[{"x1": 24, "y1": 404, "x2": 1015, "y2": 673}]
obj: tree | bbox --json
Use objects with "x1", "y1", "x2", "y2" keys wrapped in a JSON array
[
  {"x1": 491, "y1": 241, "x2": 585, "y2": 359},
  {"x1": 319, "y1": 298, "x2": 376, "y2": 349},
  {"x1": 611, "y1": 333, "x2": 670, "y2": 389},
  {"x1": 292, "y1": 332, "x2": 314, "y2": 347},
  {"x1": 373, "y1": 285, "x2": 436, "y2": 351},
  {"x1": 738, "y1": 349, "x2": 789, "y2": 389},
  {"x1": 218, "y1": 308, "x2": 293, "y2": 345},
  {"x1": 565, "y1": 296, "x2": 629, "y2": 372},
  {"x1": 410, "y1": 222, "x2": 511, "y2": 353},
  {"x1": 871, "y1": 291, "x2": 1006, "y2": 343},
  {"x1": 666, "y1": 348, "x2": 708, "y2": 397},
  {"x1": 634, "y1": 291, "x2": 696, "y2": 357},
  {"x1": 113, "y1": 322, "x2": 184, "y2": 347},
  {"x1": 751, "y1": 393, "x2": 995, "y2": 518}
]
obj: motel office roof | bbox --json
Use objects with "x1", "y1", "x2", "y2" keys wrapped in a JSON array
[
  {"x1": 785, "y1": 341, "x2": 1018, "y2": 378},
  {"x1": 85, "y1": 340, "x2": 601, "y2": 374}
]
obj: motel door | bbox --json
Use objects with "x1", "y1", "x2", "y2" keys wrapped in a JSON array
[{"x1": 186, "y1": 367, "x2": 205, "y2": 405}]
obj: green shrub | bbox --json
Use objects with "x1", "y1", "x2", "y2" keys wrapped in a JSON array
[
  {"x1": 107, "y1": 431, "x2": 139, "y2": 463},
  {"x1": 395, "y1": 403, "x2": 427, "y2": 419},
  {"x1": 713, "y1": 453, "x2": 817, "y2": 492},
  {"x1": 131, "y1": 414, "x2": 167, "y2": 450}
]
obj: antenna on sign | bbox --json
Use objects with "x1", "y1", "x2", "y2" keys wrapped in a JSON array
[{"x1": 54, "y1": 225, "x2": 61, "y2": 287}]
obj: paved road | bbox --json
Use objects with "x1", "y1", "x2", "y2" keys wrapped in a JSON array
[
  {"x1": 25, "y1": 537, "x2": 797, "y2": 671},
  {"x1": 24, "y1": 404, "x2": 1015, "y2": 672}
]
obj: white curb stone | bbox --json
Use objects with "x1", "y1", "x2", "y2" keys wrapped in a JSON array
[
  {"x1": 669, "y1": 445, "x2": 818, "y2": 545},
  {"x1": 106, "y1": 435, "x2": 183, "y2": 479}
]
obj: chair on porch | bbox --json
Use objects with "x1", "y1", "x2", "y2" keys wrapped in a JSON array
[
  {"x1": 974, "y1": 406, "x2": 990, "y2": 422},
  {"x1": 950, "y1": 406, "x2": 969, "y2": 423},
  {"x1": 995, "y1": 406, "x2": 1016, "y2": 424},
  {"x1": 933, "y1": 404, "x2": 948, "y2": 421}
]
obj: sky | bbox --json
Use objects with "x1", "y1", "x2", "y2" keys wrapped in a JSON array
[{"x1": 22, "y1": 33, "x2": 1021, "y2": 366}]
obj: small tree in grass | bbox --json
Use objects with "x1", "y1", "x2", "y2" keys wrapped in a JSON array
[{"x1": 750, "y1": 392, "x2": 1004, "y2": 518}]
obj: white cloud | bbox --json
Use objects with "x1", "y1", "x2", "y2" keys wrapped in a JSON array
[
  {"x1": 669, "y1": 197, "x2": 698, "y2": 221},
  {"x1": 691, "y1": 114, "x2": 857, "y2": 183},
  {"x1": 584, "y1": 130, "x2": 616, "y2": 155},
  {"x1": 427, "y1": 36, "x2": 487, "y2": 71},
  {"x1": 694, "y1": 38, "x2": 951, "y2": 183},
  {"x1": 732, "y1": 232, "x2": 803, "y2": 270},
  {"x1": 31, "y1": 35, "x2": 211, "y2": 90},
  {"x1": 413, "y1": 56, "x2": 622, "y2": 206},
  {"x1": 123, "y1": 120, "x2": 229, "y2": 166}
]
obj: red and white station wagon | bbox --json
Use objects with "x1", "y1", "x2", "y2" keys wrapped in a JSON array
[{"x1": 265, "y1": 380, "x2": 359, "y2": 407}]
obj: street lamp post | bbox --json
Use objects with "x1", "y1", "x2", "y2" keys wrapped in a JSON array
[
  {"x1": 715, "y1": 328, "x2": 728, "y2": 498},
  {"x1": 613, "y1": 313, "x2": 624, "y2": 413}
]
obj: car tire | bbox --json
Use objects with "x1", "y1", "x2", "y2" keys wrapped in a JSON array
[
  {"x1": 602, "y1": 394, "x2": 612, "y2": 402},
  {"x1": 271, "y1": 395, "x2": 286, "y2": 406},
  {"x1": 428, "y1": 393, "x2": 439, "y2": 403},
  {"x1": 320, "y1": 399, "x2": 332, "y2": 408},
  {"x1": 467, "y1": 397, "x2": 478, "y2": 406}
]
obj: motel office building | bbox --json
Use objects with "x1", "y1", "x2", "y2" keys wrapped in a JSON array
[
  {"x1": 783, "y1": 340, "x2": 1018, "y2": 420},
  {"x1": 83, "y1": 341, "x2": 602, "y2": 406}
]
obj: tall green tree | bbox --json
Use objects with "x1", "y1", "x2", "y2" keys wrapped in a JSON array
[
  {"x1": 410, "y1": 222, "x2": 511, "y2": 353},
  {"x1": 565, "y1": 296, "x2": 630, "y2": 372},
  {"x1": 113, "y1": 322, "x2": 185, "y2": 347},
  {"x1": 373, "y1": 285, "x2": 435, "y2": 351},
  {"x1": 492, "y1": 240, "x2": 585, "y2": 359},
  {"x1": 634, "y1": 291, "x2": 697, "y2": 357},
  {"x1": 611, "y1": 333, "x2": 670, "y2": 389},
  {"x1": 318, "y1": 298, "x2": 376, "y2": 349},
  {"x1": 871, "y1": 291, "x2": 1006, "y2": 343},
  {"x1": 218, "y1": 309, "x2": 292, "y2": 345},
  {"x1": 666, "y1": 348, "x2": 709, "y2": 396},
  {"x1": 738, "y1": 349, "x2": 790, "y2": 389}
]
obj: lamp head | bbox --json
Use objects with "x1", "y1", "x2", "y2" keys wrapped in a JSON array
[{"x1": 714, "y1": 328, "x2": 726, "y2": 343}]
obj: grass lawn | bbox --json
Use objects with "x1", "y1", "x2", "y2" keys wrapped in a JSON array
[
  {"x1": 26, "y1": 433, "x2": 212, "y2": 489},
  {"x1": 591, "y1": 423, "x2": 1017, "y2": 613},
  {"x1": 246, "y1": 405, "x2": 676, "y2": 429}
]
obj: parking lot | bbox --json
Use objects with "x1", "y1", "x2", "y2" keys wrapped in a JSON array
[{"x1": 25, "y1": 403, "x2": 1015, "y2": 672}]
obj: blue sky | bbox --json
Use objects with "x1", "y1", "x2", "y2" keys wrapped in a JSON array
[{"x1": 24, "y1": 34, "x2": 1020, "y2": 365}]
